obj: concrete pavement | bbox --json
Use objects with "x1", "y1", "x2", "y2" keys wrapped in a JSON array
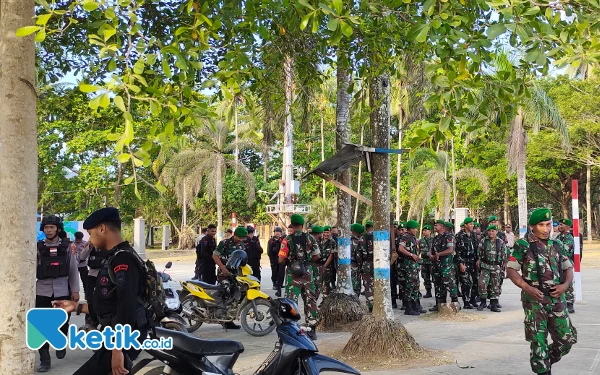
[{"x1": 39, "y1": 258, "x2": 600, "y2": 374}]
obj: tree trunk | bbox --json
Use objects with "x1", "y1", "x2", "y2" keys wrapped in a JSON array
[
  {"x1": 321, "y1": 116, "x2": 326, "y2": 200},
  {"x1": 262, "y1": 143, "x2": 269, "y2": 183},
  {"x1": 282, "y1": 55, "x2": 294, "y2": 204},
  {"x1": 353, "y1": 125, "x2": 364, "y2": 223},
  {"x1": 587, "y1": 162, "x2": 593, "y2": 243},
  {"x1": 216, "y1": 155, "x2": 224, "y2": 242},
  {"x1": 335, "y1": 60, "x2": 353, "y2": 295},
  {"x1": 504, "y1": 186, "x2": 510, "y2": 226},
  {"x1": 395, "y1": 111, "x2": 403, "y2": 221},
  {"x1": 451, "y1": 136, "x2": 457, "y2": 215},
  {"x1": 369, "y1": 73, "x2": 394, "y2": 321},
  {"x1": 182, "y1": 183, "x2": 187, "y2": 227},
  {"x1": 515, "y1": 107, "x2": 528, "y2": 238},
  {"x1": 0, "y1": 0, "x2": 37, "y2": 371},
  {"x1": 234, "y1": 101, "x2": 239, "y2": 168}
]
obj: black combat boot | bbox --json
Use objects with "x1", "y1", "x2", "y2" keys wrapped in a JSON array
[
  {"x1": 56, "y1": 348, "x2": 66, "y2": 359},
  {"x1": 477, "y1": 298, "x2": 487, "y2": 311},
  {"x1": 307, "y1": 325, "x2": 317, "y2": 341},
  {"x1": 463, "y1": 298, "x2": 473, "y2": 309},
  {"x1": 417, "y1": 299, "x2": 426, "y2": 314},
  {"x1": 496, "y1": 299, "x2": 502, "y2": 308},
  {"x1": 471, "y1": 295, "x2": 479, "y2": 307},
  {"x1": 275, "y1": 287, "x2": 282, "y2": 297},
  {"x1": 423, "y1": 289, "x2": 432, "y2": 298},
  {"x1": 223, "y1": 321, "x2": 241, "y2": 330},
  {"x1": 392, "y1": 298, "x2": 398, "y2": 309},
  {"x1": 37, "y1": 349, "x2": 51, "y2": 372},
  {"x1": 429, "y1": 298, "x2": 439, "y2": 312},
  {"x1": 404, "y1": 301, "x2": 414, "y2": 315},
  {"x1": 406, "y1": 301, "x2": 420, "y2": 316},
  {"x1": 490, "y1": 299, "x2": 501, "y2": 312},
  {"x1": 400, "y1": 299, "x2": 408, "y2": 311},
  {"x1": 567, "y1": 302, "x2": 575, "y2": 314}
]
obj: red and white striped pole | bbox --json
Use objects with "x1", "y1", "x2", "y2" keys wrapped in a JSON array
[
  {"x1": 572, "y1": 180, "x2": 582, "y2": 302},
  {"x1": 232, "y1": 212, "x2": 237, "y2": 230}
]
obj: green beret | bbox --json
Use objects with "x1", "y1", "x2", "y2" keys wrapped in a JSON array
[
  {"x1": 351, "y1": 223, "x2": 365, "y2": 234},
  {"x1": 435, "y1": 219, "x2": 445, "y2": 225},
  {"x1": 399, "y1": 222, "x2": 406, "y2": 229},
  {"x1": 487, "y1": 225, "x2": 498, "y2": 231},
  {"x1": 488, "y1": 215, "x2": 498, "y2": 222},
  {"x1": 423, "y1": 224, "x2": 432, "y2": 230},
  {"x1": 463, "y1": 217, "x2": 474, "y2": 225},
  {"x1": 311, "y1": 225, "x2": 324, "y2": 234},
  {"x1": 460, "y1": 222, "x2": 465, "y2": 227},
  {"x1": 559, "y1": 218, "x2": 573, "y2": 227},
  {"x1": 365, "y1": 220, "x2": 374, "y2": 227},
  {"x1": 234, "y1": 226, "x2": 248, "y2": 237},
  {"x1": 406, "y1": 220, "x2": 419, "y2": 229},
  {"x1": 445, "y1": 221, "x2": 454, "y2": 228},
  {"x1": 529, "y1": 208, "x2": 552, "y2": 225},
  {"x1": 290, "y1": 214, "x2": 305, "y2": 226},
  {"x1": 473, "y1": 222, "x2": 480, "y2": 228},
  {"x1": 393, "y1": 220, "x2": 399, "y2": 226},
  {"x1": 323, "y1": 225, "x2": 332, "y2": 232}
]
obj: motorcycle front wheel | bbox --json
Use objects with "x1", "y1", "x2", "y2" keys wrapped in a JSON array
[
  {"x1": 240, "y1": 298, "x2": 276, "y2": 337},
  {"x1": 180, "y1": 295, "x2": 204, "y2": 333}
]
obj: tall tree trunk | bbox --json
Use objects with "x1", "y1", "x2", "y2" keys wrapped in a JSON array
[
  {"x1": 369, "y1": 73, "x2": 394, "y2": 321},
  {"x1": 262, "y1": 143, "x2": 269, "y2": 183},
  {"x1": 451, "y1": 136, "x2": 457, "y2": 214},
  {"x1": 395, "y1": 110, "x2": 403, "y2": 221},
  {"x1": 216, "y1": 156, "x2": 224, "y2": 242},
  {"x1": 353, "y1": 125, "x2": 364, "y2": 222},
  {"x1": 335, "y1": 60, "x2": 353, "y2": 295},
  {"x1": 504, "y1": 186, "x2": 510, "y2": 226},
  {"x1": 234, "y1": 100, "x2": 239, "y2": 168},
  {"x1": 321, "y1": 116, "x2": 326, "y2": 200},
  {"x1": 282, "y1": 55, "x2": 294, "y2": 204},
  {"x1": 587, "y1": 162, "x2": 593, "y2": 243},
  {"x1": 0, "y1": 0, "x2": 37, "y2": 371},
  {"x1": 514, "y1": 107, "x2": 528, "y2": 238},
  {"x1": 182, "y1": 183, "x2": 187, "y2": 227}
]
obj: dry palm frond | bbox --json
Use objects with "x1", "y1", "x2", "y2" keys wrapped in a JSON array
[{"x1": 454, "y1": 167, "x2": 490, "y2": 193}]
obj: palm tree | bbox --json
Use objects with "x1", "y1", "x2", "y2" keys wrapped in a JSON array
[
  {"x1": 306, "y1": 197, "x2": 337, "y2": 226},
  {"x1": 160, "y1": 121, "x2": 256, "y2": 241},
  {"x1": 407, "y1": 148, "x2": 489, "y2": 220}
]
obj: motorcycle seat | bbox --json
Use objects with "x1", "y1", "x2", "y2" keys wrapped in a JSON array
[
  {"x1": 154, "y1": 327, "x2": 244, "y2": 356},
  {"x1": 187, "y1": 280, "x2": 222, "y2": 290}
]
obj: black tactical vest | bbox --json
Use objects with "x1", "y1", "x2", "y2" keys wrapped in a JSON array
[
  {"x1": 88, "y1": 247, "x2": 109, "y2": 269},
  {"x1": 36, "y1": 240, "x2": 70, "y2": 279}
]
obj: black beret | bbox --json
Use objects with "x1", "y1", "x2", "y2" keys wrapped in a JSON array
[
  {"x1": 246, "y1": 225, "x2": 255, "y2": 233},
  {"x1": 83, "y1": 207, "x2": 121, "y2": 230}
]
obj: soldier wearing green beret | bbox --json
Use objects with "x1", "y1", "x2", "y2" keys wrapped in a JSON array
[
  {"x1": 488, "y1": 215, "x2": 507, "y2": 242},
  {"x1": 350, "y1": 223, "x2": 364, "y2": 297},
  {"x1": 213, "y1": 226, "x2": 247, "y2": 279},
  {"x1": 429, "y1": 220, "x2": 459, "y2": 311},
  {"x1": 317, "y1": 226, "x2": 337, "y2": 302},
  {"x1": 278, "y1": 214, "x2": 320, "y2": 340},
  {"x1": 359, "y1": 222, "x2": 375, "y2": 312},
  {"x1": 396, "y1": 220, "x2": 425, "y2": 315},
  {"x1": 419, "y1": 225, "x2": 434, "y2": 299},
  {"x1": 476, "y1": 225, "x2": 506, "y2": 312},
  {"x1": 507, "y1": 208, "x2": 577, "y2": 375},
  {"x1": 557, "y1": 218, "x2": 575, "y2": 313},
  {"x1": 455, "y1": 217, "x2": 479, "y2": 309}
]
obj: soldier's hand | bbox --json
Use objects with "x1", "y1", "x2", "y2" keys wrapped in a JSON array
[
  {"x1": 221, "y1": 269, "x2": 230, "y2": 277},
  {"x1": 411, "y1": 254, "x2": 419, "y2": 262},
  {"x1": 52, "y1": 300, "x2": 78, "y2": 313},
  {"x1": 111, "y1": 349, "x2": 129, "y2": 375},
  {"x1": 459, "y1": 264, "x2": 466, "y2": 273},
  {"x1": 550, "y1": 284, "x2": 568, "y2": 298},
  {"x1": 72, "y1": 292, "x2": 80, "y2": 302},
  {"x1": 524, "y1": 285, "x2": 545, "y2": 302},
  {"x1": 476, "y1": 261, "x2": 480, "y2": 269}
]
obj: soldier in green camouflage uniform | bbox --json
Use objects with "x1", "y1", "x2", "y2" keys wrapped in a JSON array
[
  {"x1": 213, "y1": 226, "x2": 247, "y2": 279},
  {"x1": 309, "y1": 226, "x2": 325, "y2": 301},
  {"x1": 507, "y1": 208, "x2": 577, "y2": 375},
  {"x1": 429, "y1": 220, "x2": 458, "y2": 312},
  {"x1": 556, "y1": 218, "x2": 575, "y2": 314},
  {"x1": 476, "y1": 225, "x2": 507, "y2": 312},
  {"x1": 350, "y1": 223, "x2": 364, "y2": 296},
  {"x1": 395, "y1": 222, "x2": 407, "y2": 310},
  {"x1": 279, "y1": 214, "x2": 320, "y2": 340},
  {"x1": 317, "y1": 226, "x2": 337, "y2": 301},
  {"x1": 455, "y1": 217, "x2": 479, "y2": 309},
  {"x1": 419, "y1": 225, "x2": 434, "y2": 299},
  {"x1": 360, "y1": 224, "x2": 375, "y2": 312},
  {"x1": 397, "y1": 220, "x2": 423, "y2": 315}
]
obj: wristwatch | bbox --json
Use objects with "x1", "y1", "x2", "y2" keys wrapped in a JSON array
[{"x1": 76, "y1": 303, "x2": 84, "y2": 316}]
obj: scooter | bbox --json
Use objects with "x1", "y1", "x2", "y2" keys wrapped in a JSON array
[
  {"x1": 157, "y1": 261, "x2": 187, "y2": 332},
  {"x1": 133, "y1": 298, "x2": 360, "y2": 375}
]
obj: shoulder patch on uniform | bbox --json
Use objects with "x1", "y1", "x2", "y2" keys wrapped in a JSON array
[
  {"x1": 116, "y1": 272, "x2": 126, "y2": 285},
  {"x1": 114, "y1": 264, "x2": 128, "y2": 273}
]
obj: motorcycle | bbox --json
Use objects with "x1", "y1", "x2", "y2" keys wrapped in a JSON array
[
  {"x1": 133, "y1": 298, "x2": 360, "y2": 375},
  {"x1": 178, "y1": 261, "x2": 275, "y2": 337},
  {"x1": 157, "y1": 261, "x2": 187, "y2": 332}
]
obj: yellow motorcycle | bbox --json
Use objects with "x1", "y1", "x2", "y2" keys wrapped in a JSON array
[{"x1": 179, "y1": 252, "x2": 275, "y2": 337}]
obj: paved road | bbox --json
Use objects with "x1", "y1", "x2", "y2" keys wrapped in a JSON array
[{"x1": 40, "y1": 259, "x2": 600, "y2": 374}]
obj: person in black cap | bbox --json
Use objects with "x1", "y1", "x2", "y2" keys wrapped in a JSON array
[
  {"x1": 53, "y1": 207, "x2": 148, "y2": 375},
  {"x1": 244, "y1": 225, "x2": 263, "y2": 280},
  {"x1": 199, "y1": 224, "x2": 218, "y2": 284},
  {"x1": 268, "y1": 227, "x2": 284, "y2": 290}
]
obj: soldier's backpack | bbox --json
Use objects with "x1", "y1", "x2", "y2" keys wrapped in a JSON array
[{"x1": 106, "y1": 248, "x2": 167, "y2": 326}]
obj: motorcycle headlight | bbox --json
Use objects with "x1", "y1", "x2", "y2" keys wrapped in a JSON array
[
  {"x1": 166, "y1": 298, "x2": 180, "y2": 310},
  {"x1": 247, "y1": 275, "x2": 260, "y2": 283}
]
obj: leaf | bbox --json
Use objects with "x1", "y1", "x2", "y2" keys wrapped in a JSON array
[
  {"x1": 150, "y1": 100, "x2": 161, "y2": 116},
  {"x1": 162, "y1": 58, "x2": 172, "y2": 77},
  {"x1": 486, "y1": 23, "x2": 506, "y2": 39},
  {"x1": 327, "y1": 17, "x2": 339, "y2": 31},
  {"x1": 105, "y1": 8, "x2": 116, "y2": 19},
  {"x1": 407, "y1": 24, "x2": 430, "y2": 43},
  {"x1": 168, "y1": 104, "x2": 177, "y2": 113},
  {"x1": 332, "y1": 0, "x2": 343, "y2": 14},
  {"x1": 35, "y1": 29, "x2": 46, "y2": 42},
  {"x1": 106, "y1": 133, "x2": 121, "y2": 141},
  {"x1": 132, "y1": 157, "x2": 144, "y2": 167},
  {"x1": 300, "y1": 13, "x2": 312, "y2": 30},
  {"x1": 298, "y1": 0, "x2": 315, "y2": 10},
  {"x1": 439, "y1": 116, "x2": 451, "y2": 131},
  {"x1": 82, "y1": 1, "x2": 100, "y2": 11},
  {"x1": 36, "y1": 14, "x2": 52, "y2": 26},
  {"x1": 103, "y1": 27, "x2": 116, "y2": 41},
  {"x1": 89, "y1": 95, "x2": 102, "y2": 109},
  {"x1": 108, "y1": 58, "x2": 117, "y2": 71},
  {"x1": 124, "y1": 176, "x2": 134, "y2": 185},
  {"x1": 80, "y1": 84, "x2": 100, "y2": 93},
  {"x1": 526, "y1": 48, "x2": 538, "y2": 63},
  {"x1": 114, "y1": 95, "x2": 126, "y2": 112},
  {"x1": 312, "y1": 15, "x2": 319, "y2": 33},
  {"x1": 156, "y1": 182, "x2": 167, "y2": 194},
  {"x1": 523, "y1": 6, "x2": 540, "y2": 16},
  {"x1": 16, "y1": 26, "x2": 41, "y2": 37},
  {"x1": 100, "y1": 92, "x2": 110, "y2": 108},
  {"x1": 339, "y1": 20, "x2": 352, "y2": 36},
  {"x1": 432, "y1": 75, "x2": 450, "y2": 87},
  {"x1": 117, "y1": 153, "x2": 131, "y2": 163}
]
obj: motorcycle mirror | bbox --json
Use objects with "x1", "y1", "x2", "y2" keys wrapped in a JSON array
[{"x1": 165, "y1": 261, "x2": 173, "y2": 269}]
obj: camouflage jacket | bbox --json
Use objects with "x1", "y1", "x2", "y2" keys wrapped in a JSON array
[
  {"x1": 359, "y1": 233, "x2": 374, "y2": 274},
  {"x1": 318, "y1": 237, "x2": 338, "y2": 263},
  {"x1": 556, "y1": 232, "x2": 575, "y2": 263},
  {"x1": 477, "y1": 237, "x2": 507, "y2": 269},
  {"x1": 279, "y1": 231, "x2": 321, "y2": 264},
  {"x1": 419, "y1": 236, "x2": 433, "y2": 265},
  {"x1": 213, "y1": 238, "x2": 246, "y2": 265},
  {"x1": 507, "y1": 233, "x2": 572, "y2": 304},
  {"x1": 351, "y1": 235, "x2": 363, "y2": 267},
  {"x1": 455, "y1": 230, "x2": 478, "y2": 264},
  {"x1": 431, "y1": 232, "x2": 454, "y2": 261},
  {"x1": 397, "y1": 232, "x2": 419, "y2": 260}
]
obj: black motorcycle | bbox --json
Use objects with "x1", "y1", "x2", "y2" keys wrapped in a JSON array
[{"x1": 133, "y1": 298, "x2": 360, "y2": 375}]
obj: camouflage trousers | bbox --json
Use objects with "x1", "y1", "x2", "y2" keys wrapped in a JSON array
[
  {"x1": 478, "y1": 266, "x2": 502, "y2": 299},
  {"x1": 565, "y1": 281, "x2": 574, "y2": 305},
  {"x1": 396, "y1": 262, "x2": 406, "y2": 300},
  {"x1": 361, "y1": 273, "x2": 374, "y2": 309},
  {"x1": 400, "y1": 259, "x2": 420, "y2": 302},
  {"x1": 433, "y1": 257, "x2": 458, "y2": 302},
  {"x1": 312, "y1": 264, "x2": 334, "y2": 301},
  {"x1": 351, "y1": 263, "x2": 361, "y2": 295},
  {"x1": 457, "y1": 262, "x2": 477, "y2": 302},
  {"x1": 421, "y1": 262, "x2": 433, "y2": 292},
  {"x1": 285, "y1": 270, "x2": 318, "y2": 325},
  {"x1": 523, "y1": 299, "x2": 577, "y2": 373}
]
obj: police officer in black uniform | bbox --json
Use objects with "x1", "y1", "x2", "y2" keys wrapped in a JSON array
[
  {"x1": 268, "y1": 227, "x2": 284, "y2": 290},
  {"x1": 36, "y1": 215, "x2": 80, "y2": 372},
  {"x1": 199, "y1": 224, "x2": 218, "y2": 284},
  {"x1": 54, "y1": 207, "x2": 147, "y2": 375},
  {"x1": 244, "y1": 225, "x2": 264, "y2": 281},
  {"x1": 79, "y1": 242, "x2": 106, "y2": 330}
]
